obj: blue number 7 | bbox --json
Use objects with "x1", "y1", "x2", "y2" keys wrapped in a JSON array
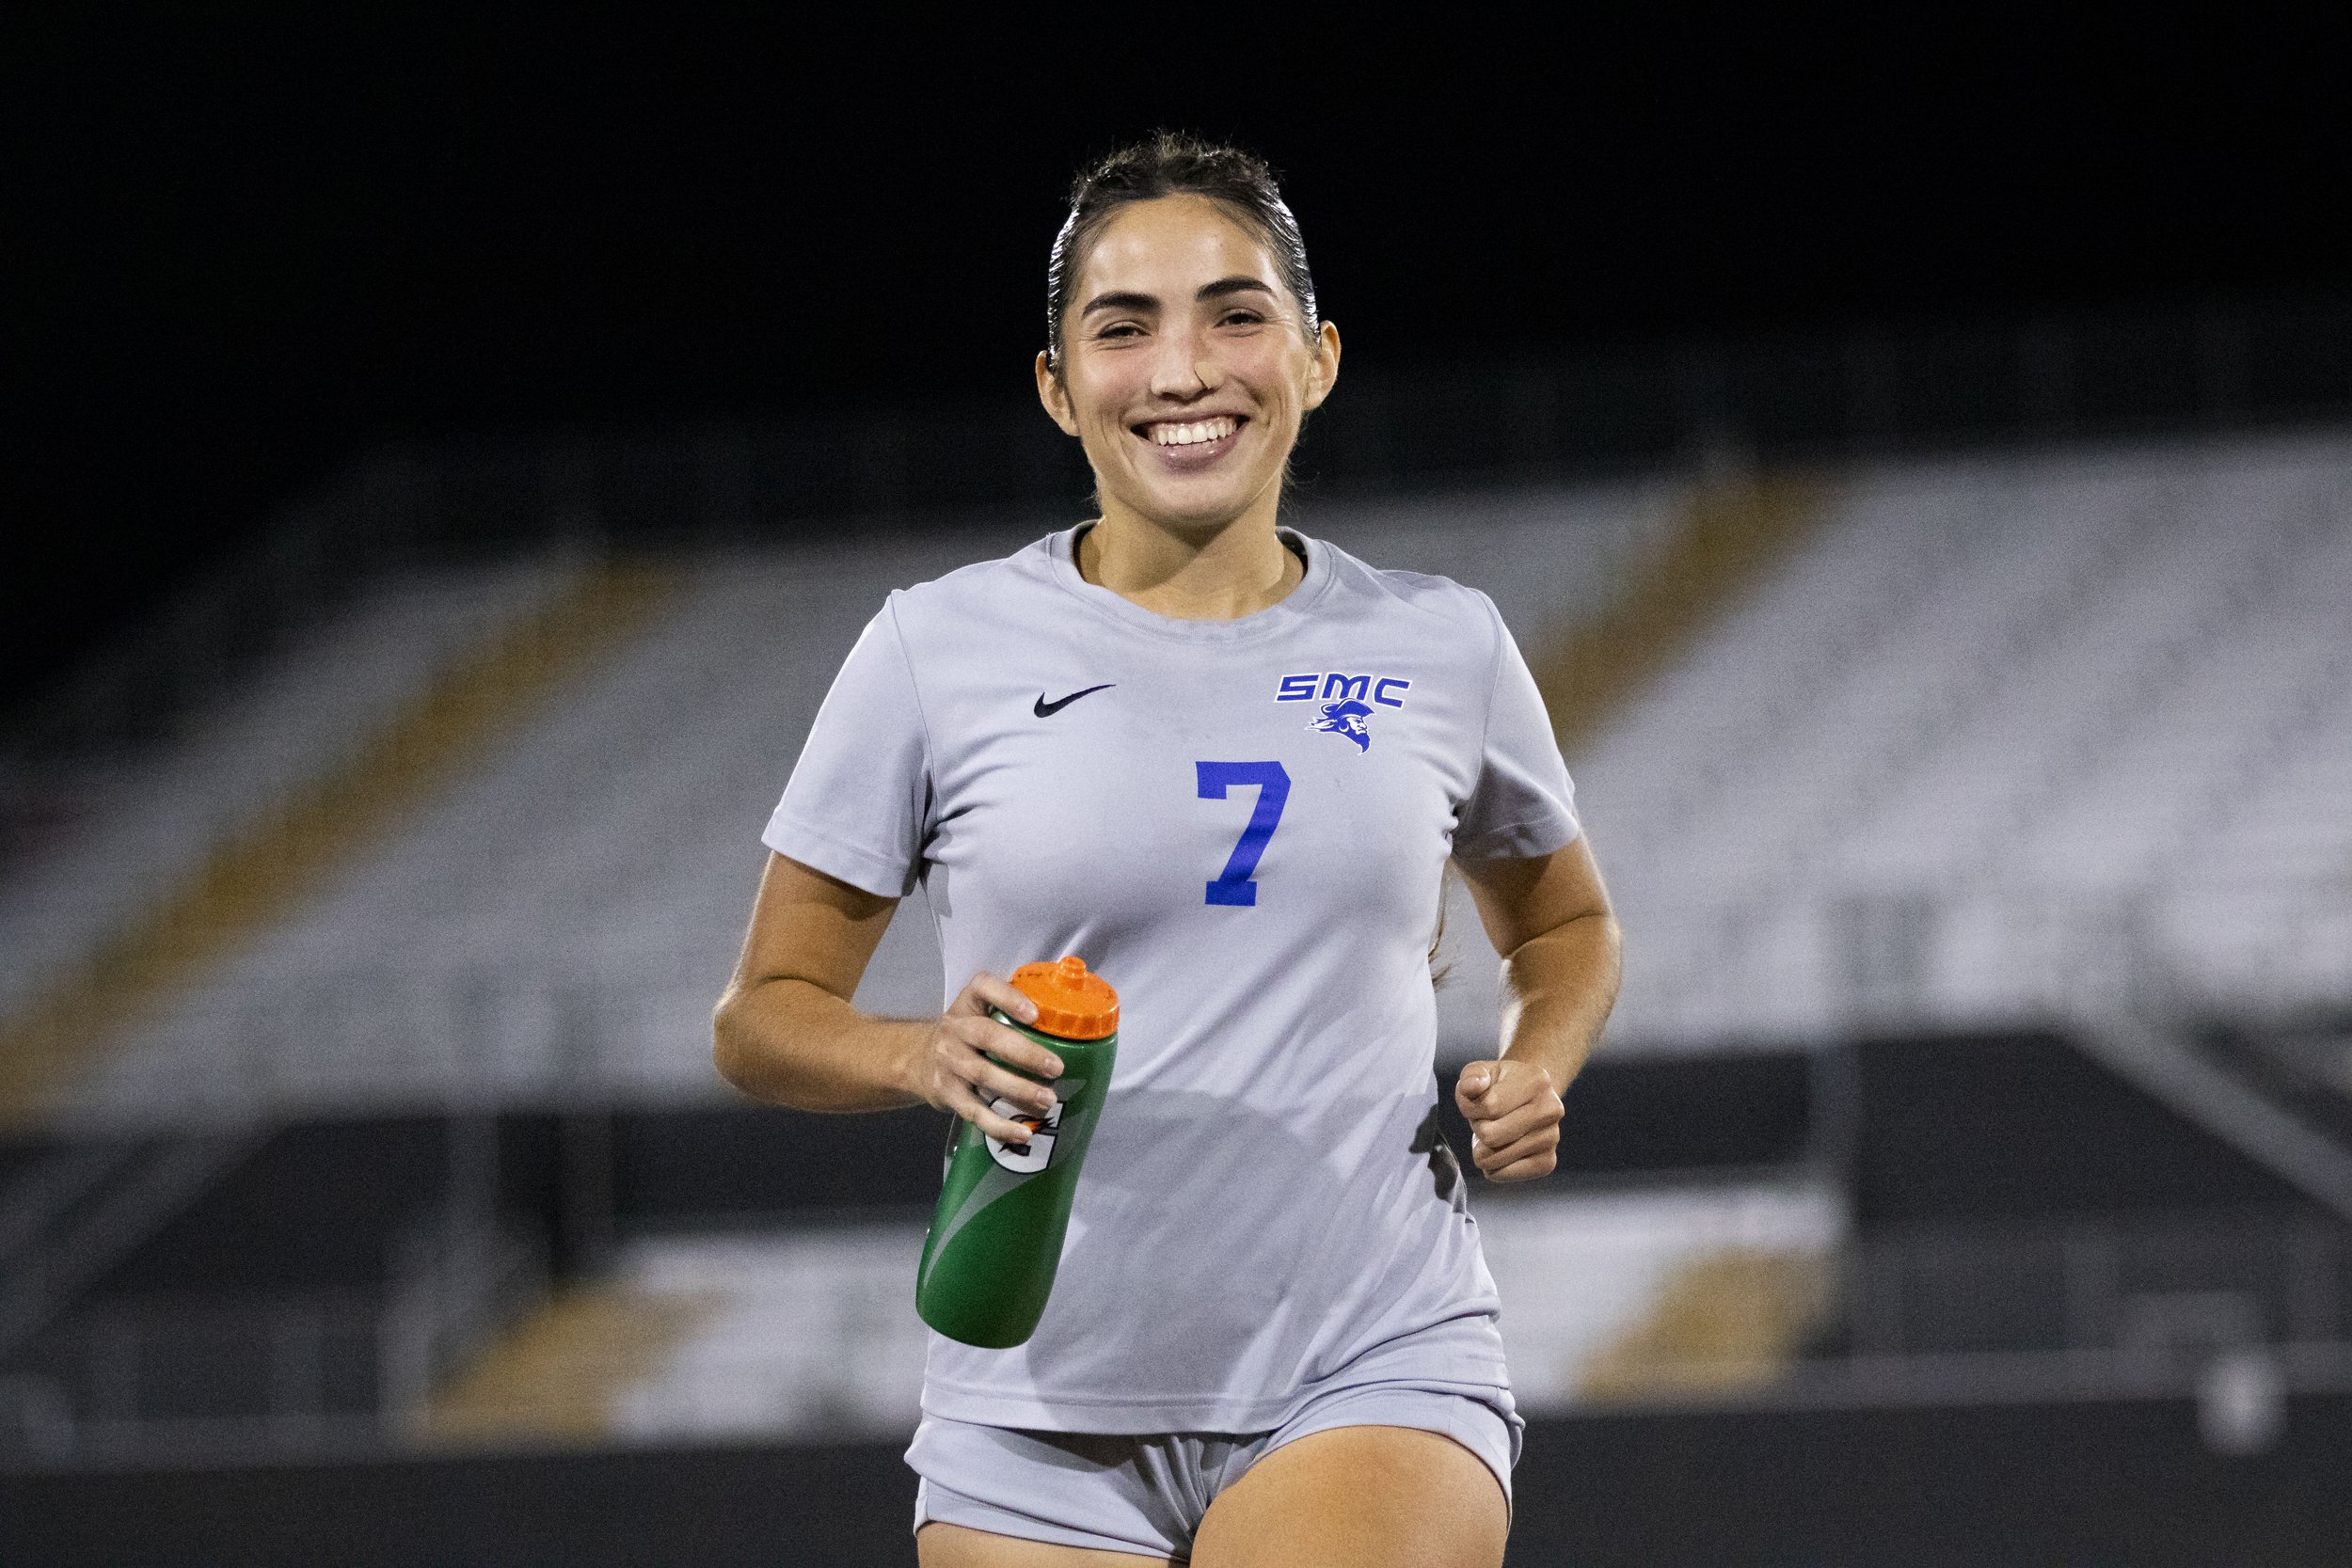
[{"x1": 1196, "y1": 761, "x2": 1291, "y2": 907}]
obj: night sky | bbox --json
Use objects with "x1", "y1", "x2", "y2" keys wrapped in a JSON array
[{"x1": 8, "y1": 8, "x2": 2348, "y2": 710}]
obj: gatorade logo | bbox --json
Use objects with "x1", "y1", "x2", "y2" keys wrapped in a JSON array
[{"x1": 985, "y1": 1096, "x2": 1062, "y2": 1173}]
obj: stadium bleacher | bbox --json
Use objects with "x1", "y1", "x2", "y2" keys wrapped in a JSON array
[
  {"x1": 10, "y1": 485, "x2": 1684, "y2": 1125},
  {"x1": 8, "y1": 433, "x2": 2344, "y2": 1132},
  {"x1": 0, "y1": 561, "x2": 582, "y2": 1032},
  {"x1": 1580, "y1": 432, "x2": 2352, "y2": 1041},
  {"x1": 4, "y1": 413, "x2": 2350, "y2": 1564}
]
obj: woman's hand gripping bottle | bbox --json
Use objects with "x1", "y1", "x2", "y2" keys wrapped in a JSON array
[{"x1": 915, "y1": 956, "x2": 1119, "y2": 1347}]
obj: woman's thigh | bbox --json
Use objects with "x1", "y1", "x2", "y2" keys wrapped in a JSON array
[
  {"x1": 916, "y1": 1521, "x2": 1172, "y2": 1567},
  {"x1": 1189, "y1": 1424, "x2": 1507, "y2": 1568}
]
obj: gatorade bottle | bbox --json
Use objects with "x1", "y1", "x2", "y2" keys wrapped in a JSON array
[{"x1": 915, "y1": 956, "x2": 1119, "y2": 1348}]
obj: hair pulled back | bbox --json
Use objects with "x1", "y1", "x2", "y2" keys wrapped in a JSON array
[{"x1": 1044, "y1": 132, "x2": 1319, "y2": 370}]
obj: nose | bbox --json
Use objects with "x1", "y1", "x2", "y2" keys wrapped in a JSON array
[{"x1": 1146, "y1": 321, "x2": 1218, "y2": 403}]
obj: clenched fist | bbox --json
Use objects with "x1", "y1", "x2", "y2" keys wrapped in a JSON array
[{"x1": 1454, "y1": 1059, "x2": 1564, "y2": 1182}]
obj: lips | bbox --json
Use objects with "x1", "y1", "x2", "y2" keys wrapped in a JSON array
[
  {"x1": 1133, "y1": 413, "x2": 1246, "y2": 467},
  {"x1": 1141, "y1": 414, "x2": 1240, "y2": 447}
]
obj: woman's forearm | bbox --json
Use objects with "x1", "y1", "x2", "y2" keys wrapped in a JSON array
[
  {"x1": 1496, "y1": 910, "x2": 1622, "y2": 1088},
  {"x1": 712, "y1": 976, "x2": 930, "y2": 1113}
]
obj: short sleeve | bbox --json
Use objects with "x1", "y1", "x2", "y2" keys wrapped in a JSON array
[
  {"x1": 1453, "y1": 593, "x2": 1582, "y2": 861},
  {"x1": 761, "y1": 598, "x2": 932, "y2": 897}
]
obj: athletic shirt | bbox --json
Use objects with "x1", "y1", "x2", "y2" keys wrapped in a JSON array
[{"x1": 763, "y1": 524, "x2": 1581, "y2": 1433}]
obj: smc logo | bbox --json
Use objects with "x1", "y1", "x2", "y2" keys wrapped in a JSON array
[{"x1": 1275, "y1": 673, "x2": 1411, "y2": 707}]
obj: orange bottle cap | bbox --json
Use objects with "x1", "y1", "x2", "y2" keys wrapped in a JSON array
[{"x1": 1009, "y1": 956, "x2": 1120, "y2": 1040}]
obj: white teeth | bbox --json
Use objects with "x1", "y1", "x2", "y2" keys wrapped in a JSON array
[{"x1": 1149, "y1": 417, "x2": 1238, "y2": 447}]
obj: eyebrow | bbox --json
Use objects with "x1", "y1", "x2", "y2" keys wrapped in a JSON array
[
  {"x1": 1077, "y1": 276, "x2": 1280, "y2": 317},
  {"x1": 1197, "y1": 276, "x2": 1277, "y2": 304}
]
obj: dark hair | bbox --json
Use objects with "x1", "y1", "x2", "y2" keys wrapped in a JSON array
[{"x1": 1044, "y1": 132, "x2": 1319, "y2": 370}]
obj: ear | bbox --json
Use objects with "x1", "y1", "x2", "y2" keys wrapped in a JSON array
[
  {"x1": 1035, "y1": 351, "x2": 1081, "y2": 436},
  {"x1": 1301, "y1": 320, "x2": 1343, "y2": 413}
]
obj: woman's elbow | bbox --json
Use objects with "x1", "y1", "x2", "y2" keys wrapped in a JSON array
[{"x1": 711, "y1": 984, "x2": 764, "y2": 1096}]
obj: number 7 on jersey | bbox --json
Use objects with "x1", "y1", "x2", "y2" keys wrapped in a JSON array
[{"x1": 1195, "y1": 761, "x2": 1291, "y2": 907}]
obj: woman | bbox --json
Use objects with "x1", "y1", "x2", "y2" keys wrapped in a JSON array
[{"x1": 714, "y1": 134, "x2": 1620, "y2": 1568}]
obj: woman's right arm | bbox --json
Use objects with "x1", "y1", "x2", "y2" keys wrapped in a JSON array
[{"x1": 711, "y1": 851, "x2": 1065, "y2": 1144}]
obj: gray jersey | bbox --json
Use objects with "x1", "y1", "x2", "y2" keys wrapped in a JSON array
[{"x1": 764, "y1": 525, "x2": 1581, "y2": 1432}]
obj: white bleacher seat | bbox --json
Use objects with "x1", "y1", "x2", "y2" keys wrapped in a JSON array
[
  {"x1": 16, "y1": 434, "x2": 2350, "y2": 1120},
  {"x1": 0, "y1": 560, "x2": 583, "y2": 1022},
  {"x1": 597, "y1": 1180, "x2": 1842, "y2": 1440},
  {"x1": 1580, "y1": 433, "x2": 2352, "y2": 1042},
  {"x1": 50, "y1": 492, "x2": 1677, "y2": 1121}
]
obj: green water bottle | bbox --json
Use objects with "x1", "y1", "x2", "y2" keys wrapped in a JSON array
[{"x1": 915, "y1": 955, "x2": 1120, "y2": 1348}]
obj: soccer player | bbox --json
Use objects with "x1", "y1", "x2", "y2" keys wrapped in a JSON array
[{"x1": 714, "y1": 133, "x2": 1621, "y2": 1568}]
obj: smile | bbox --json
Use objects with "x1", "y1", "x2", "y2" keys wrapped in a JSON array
[{"x1": 1139, "y1": 415, "x2": 1243, "y2": 448}]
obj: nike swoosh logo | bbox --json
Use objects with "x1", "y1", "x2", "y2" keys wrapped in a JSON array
[{"x1": 1034, "y1": 684, "x2": 1115, "y2": 718}]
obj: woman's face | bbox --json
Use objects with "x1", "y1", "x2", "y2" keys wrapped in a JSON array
[{"x1": 1038, "y1": 195, "x2": 1340, "y2": 535}]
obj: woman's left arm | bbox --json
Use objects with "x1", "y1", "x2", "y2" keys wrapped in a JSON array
[{"x1": 1451, "y1": 834, "x2": 1623, "y2": 1182}]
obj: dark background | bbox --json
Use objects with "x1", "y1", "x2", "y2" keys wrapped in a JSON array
[{"x1": 8, "y1": 7, "x2": 2348, "y2": 712}]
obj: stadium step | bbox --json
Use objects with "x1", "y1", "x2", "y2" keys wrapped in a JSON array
[
  {"x1": 1534, "y1": 475, "x2": 1828, "y2": 754},
  {"x1": 423, "y1": 1281, "x2": 714, "y2": 1445},
  {"x1": 0, "y1": 562, "x2": 678, "y2": 1126},
  {"x1": 1579, "y1": 1245, "x2": 1834, "y2": 1402}
]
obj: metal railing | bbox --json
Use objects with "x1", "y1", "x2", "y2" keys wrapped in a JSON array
[
  {"x1": 1781, "y1": 1212, "x2": 2352, "y2": 1457},
  {"x1": 1561, "y1": 1208, "x2": 2352, "y2": 1450},
  {"x1": 23, "y1": 870, "x2": 2345, "y2": 1131},
  {"x1": 0, "y1": 1131, "x2": 264, "y2": 1360},
  {"x1": 6, "y1": 1187, "x2": 2344, "y2": 1466},
  {"x1": 0, "y1": 1215, "x2": 544, "y2": 1465},
  {"x1": 1612, "y1": 873, "x2": 2352, "y2": 1038},
  {"x1": 1842, "y1": 1212, "x2": 2347, "y2": 1363},
  {"x1": 50, "y1": 955, "x2": 728, "y2": 1127}
]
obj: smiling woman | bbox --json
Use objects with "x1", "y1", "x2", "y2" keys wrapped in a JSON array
[
  {"x1": 712, "y1": 132, "x2": 1621, "y2": 1567},
  {"x1": 1034, "y1": 137, "x2": 1343, "y2": 619}
]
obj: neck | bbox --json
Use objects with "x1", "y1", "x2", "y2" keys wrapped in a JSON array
[{"x1": 1079, "y1": 493, "x2": 1303, "y2": 620}]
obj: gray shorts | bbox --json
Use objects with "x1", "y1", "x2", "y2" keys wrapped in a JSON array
[{"x1": 907, "y1": 1380, "x2": 1520, "y2": 1560}]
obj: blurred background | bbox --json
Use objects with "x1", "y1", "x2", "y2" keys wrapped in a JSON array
[{"x1": 5, "y1": 9, "x2": 2350, "y2": 1564}]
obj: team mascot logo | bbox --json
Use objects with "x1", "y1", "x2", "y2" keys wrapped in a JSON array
[
  {"x1": 1309, "y1": 698, "x2": 1375, "y2": 752},
  {"x1": 1278, "y1": 673, "x2": 1408, "y2": 751}
]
